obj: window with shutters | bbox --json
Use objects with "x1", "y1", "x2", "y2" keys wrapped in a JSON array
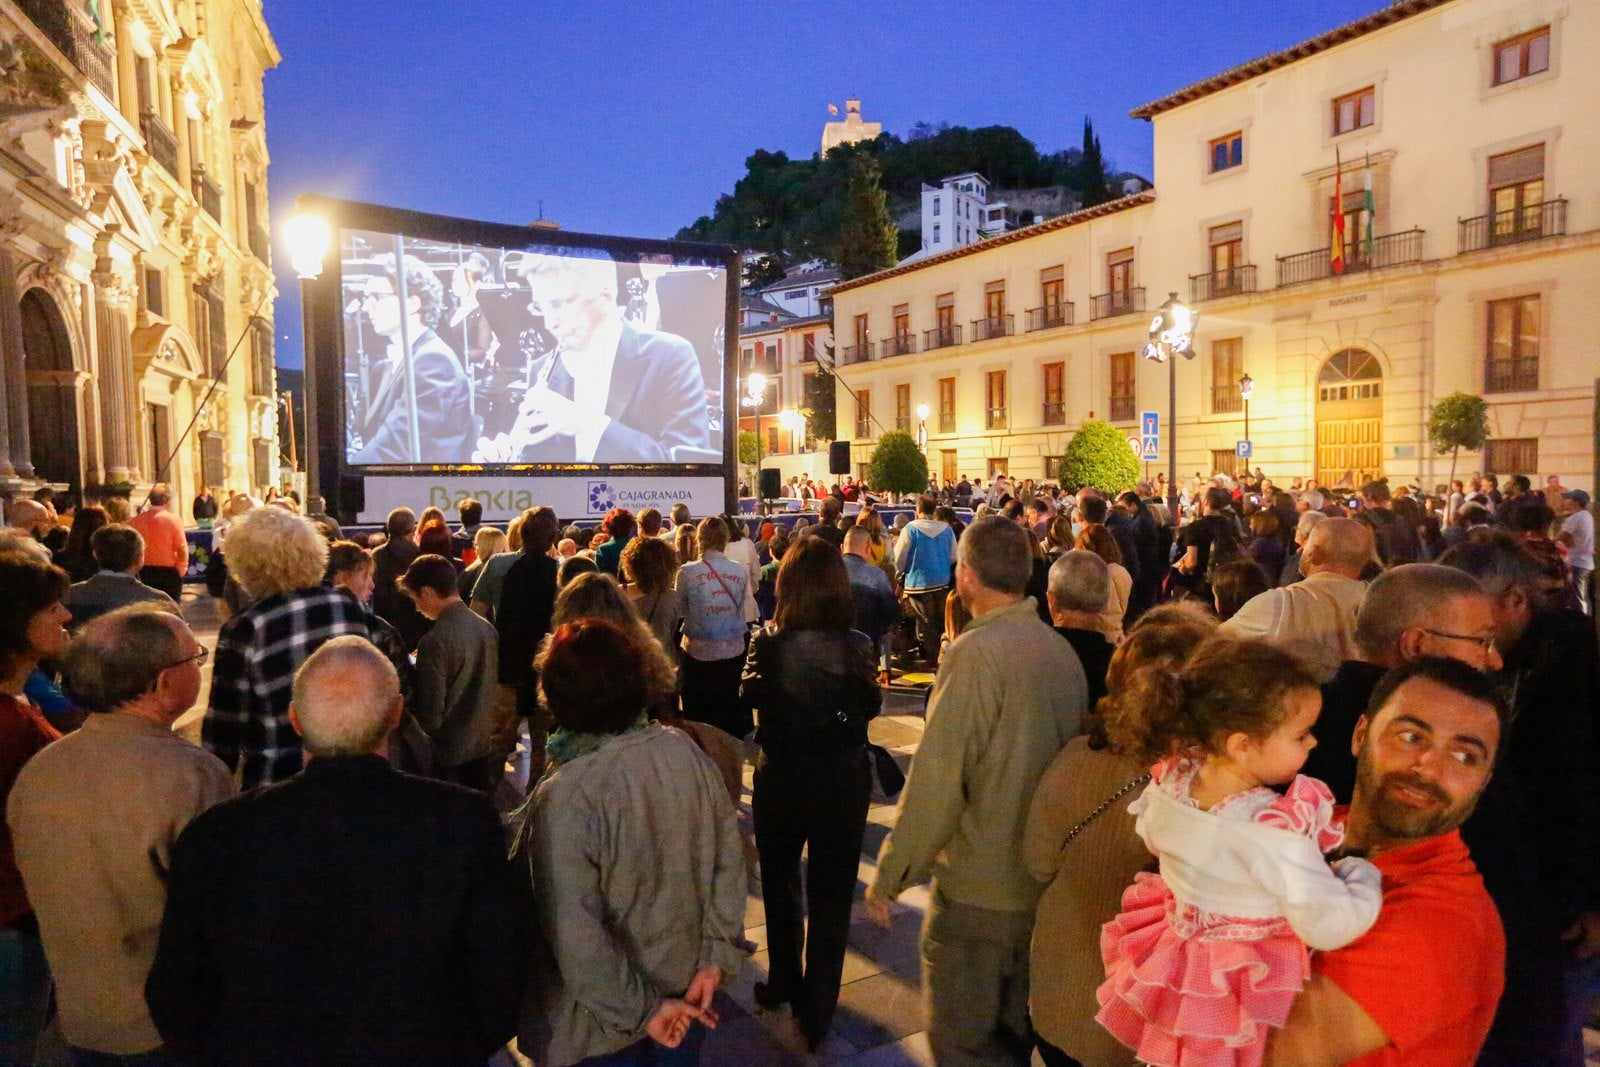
[
  {"x1": 146, "y1": 402, "x2": 170, "y2": 481},
  {"x1": 941, "y1": 449, "x2": 958, "y2": 483},
  {"x1": 1485, "y1": 295, "x2": 1539, "y2": 393},
  {"x1": 1109, "y1": 351, "x2": 1135, "y2": 422},
  {"x1": 249, "y1": 320, "x2": 275, "y2": 397},
  {"x1": 1209, "y1": 222, "x2": 1243, "y2": 278},
  {"x1": 191, "y1": 280, "x2": 229, "y2": 381},
  {"x1": 895, "y1": 383, "x2": 911, "y2": 433},
  {"x1": 855, "y1": 389, "x2": 872, "y2": 439},
  {"x1": 1107, "y1": 248, "x2": 1134, "y2": 294},
  {"x1": 1488, "y1": 144, "x2": 1545, "y2": 239},
  {"x1": 1211, "y1": 338, "x2": 1244, "y2": 414},
  {"x1": 1042, "y1": 362, "x2": 1065, "y2": 425},
  {"x1": 893, "y1": 304, "x2": 910, "y2": 342},
  {"x1": 200, "y1": 432, "x2": 225, "y2": 490},
  {"x1": 985, "y1": 371, "x2": 1007, "y2": 430},
  {"x1": 938, "y1": 376, "x2": 956, "y2": 433},
  {"x1": 1492, "y1": 27, "x2": 1550, "y2": 86},
  {"x1": 252, "y1": 437, "x2": 272, "y2": 491},
  {"x1": 1484, "y1": 438, "x2": 1538, "y2": 475},
  {"x1": 1332, "y1": 87, "x2": 1375, "y2": 136},
  {"x1": 143, "y1": 266, "x2": 164, "y2": 318}
]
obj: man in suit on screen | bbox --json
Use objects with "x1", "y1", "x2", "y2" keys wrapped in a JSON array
[
  {"x1": 350, "y1": 253, "x2": 473, "y2": 465},
  {"x1": 474, "y1": 251, "x2": 711, "y2": 464}
]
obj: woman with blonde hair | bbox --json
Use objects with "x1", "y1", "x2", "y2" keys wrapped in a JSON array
[
  {"x1": 458, "y1": 526, "x2": 508, "y2": 602},
  {"x1": 673, "y1": 523, "x2": 698, "y2": 568},
  {"x1": 1074, "y1": 524, "x2": 1133, "y2": 642}
]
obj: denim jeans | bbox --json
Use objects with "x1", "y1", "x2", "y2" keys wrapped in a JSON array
[{"x1": 0, "y1": 924, "x2": 51, "y2": 1066}]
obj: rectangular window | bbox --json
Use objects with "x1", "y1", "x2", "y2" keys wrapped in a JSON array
[
  {"x1": 1488, "y1": 143, "x2": 1545, "y2": 239},
  {"x1": 145, "y1": 402, "x2": 170, "y2": 480},
  {"x1": 1211, "y1": 448, "x2": 1245, "y2": 479},
  {"x1": 941, "y1": 449, "x2": 958, "y2": 484},
  {"x1": 853, "y1": 313, "x2": 869, "y2": 351},
  {"x1": 249, "y1": 319, "x2": 274, "y2": 397},
  {"x1": 1109, "y1": 351, "x2": 1135, "y2": 422},
  {"x1": 1332, "y1": 87, "x2": 1376, "y2": 136},
  {"x1": 802, "y1": 332, "x2": 816, "y2": 361},
  {"x1": 1107, "y1": 248, "x2": 1134, "y2": 294},
  {"x1": 1209, "y1": 221, "x2": 1243, "y2": 279},
  {"x1": 200, "y1": 431, "x2": 225, "y2": 490},
  {"x1": 1043, "y1": 455, "x2": 1062, "y2": 481},
  {"x1": 983, "y1": 280, "x2": 1006, "y2": 321},
  {"x1": 1493, "y1": 26, "x2": 1550, "y2": 85},
  {"x1": 143, "y1": 266, "x2": 164, "y2": 317},
  {"x1": 932, "y1": 223, "x2": 941, "y2": 242},
  {"x1": 985, "y1": 370, "x2": 1007, "y2": 430},
  {"x1": 252, "y1": 437, "x2": 272, "y2": 492},
  {"x1": 893, "y1": 303, "x2": 910, "y2": 341},
  {"x1": 134, "y1": 55, "x2": 153, "y2": 115},
  {"x1": 855, "y1": 390, "x2": 872, "y2": 440},
  {"x1": 895, "y1": 383, "x2": 911, "y2": 433},
  {"x1": 1484, "y1": 438, "x2": 1538, "y2": 474},
  {"x1": 935, "y1": 292, "x2": 955, "y2": 334},
  {"x1": 1211, "y1": 337, "x2": 1244, "y2": 414},
  {"x1": 768, "y1": 426, "x2": 779, "y2": 453},
  {"x1": 1040, "y1": 265, "x2": 1064, "y2": 309},
  {"x1": 1330, "y1": 187, "x2": 1371, "y2": 268},
  {"x1": 1485, "y1": 295, "x2": 1539, "y2": 393},
  {"x1": 1209, "y1": 131, "x2": 1244, "y2": 172},
  {"x1": 932, "y1": 199, "x2": 941, "y2": 217},
  {"x1": 1042, "y1": 362, "x2": 1065, "y2": 425}
]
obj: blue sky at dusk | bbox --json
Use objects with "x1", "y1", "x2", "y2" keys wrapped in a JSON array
[{"x1": 266, "y1": 0, "x2": 1388, "y2": 368}]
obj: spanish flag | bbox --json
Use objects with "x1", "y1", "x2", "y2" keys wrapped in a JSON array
[
  {"x1": 828, "y1": 103, "x2": 839, "y2": 116},
  {"x1": 1330, "y1": 148, "x2": 1346, "y2": 275}
]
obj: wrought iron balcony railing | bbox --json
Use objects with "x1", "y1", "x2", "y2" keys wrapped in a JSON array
[
  {"x1": 248, "y1": 224, "x2": 271, "y2": 265},
  {"x1": 1042, "y1": 401, "x2": 1066, "y2": 425},
  {"x1": 192, "y1": 167, "x2": 223, "y2": 221},
  {"x1": 938, "y1": 413, "x2": 955, "y2": 434},
  {"x1": 15, "y1": 0, "x2": 115, "y2": 99},
  {"x1": 140, "y1": 111, "x2": 181, "y2": 181},
  {"x1": 923, "y1": 324, "x2": 962, "y2": 351},
  {"x1": 1276, "y1": 229, "x2": 1425, "y2": 287},
  {"x1": 1211, "y1": 385, "x2": 1244, "y2": 414},
  {"x1": 986, "y1": 406, "x2": 1008, "y2": 430},
  {"x1": 970, "y1": 315, "x2": 1014, "y2": 342},
  {"x1": 1090, "y1": 288, "x2": 1146, "y2": 321},
  {"x1": 1025, "y1": 303, "x2": 1074, "y2": 331},
  {"x1": 880, "y1": 333, "x2": 916, "y2": 358},
  {"x1": 1109, "y1": 396, "x2": 1136, "y2": 422},
  {"x1": 1189, "y1": 265, "x2": 1258, "y2": 302},
  {"x1": 839, "y1": 343, "x2": 873, "y2": 365},
  {"x1": 1458, "y1": 198, "x2": 1566, "y2": 254}
]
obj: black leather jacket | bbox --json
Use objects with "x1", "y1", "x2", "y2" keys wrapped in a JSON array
[{"x1": 739, "y1": 628, "x2": 880, "y2": 762}]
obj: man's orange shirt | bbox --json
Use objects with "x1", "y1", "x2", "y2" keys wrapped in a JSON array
[
  {"x1": 1314, "y1": 828, "x2": 1505, "y2": 1066},
  {"x1": 128, "y1": 506, "x2": 187, "y2": 570}
]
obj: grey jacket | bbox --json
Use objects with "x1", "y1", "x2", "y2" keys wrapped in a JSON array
[
  {"x1": 873, "y1": 597, "x2": 1088, "y2": 913},
  {"x1": 519, "y1": 724, "x2": 747, "y2": 1065},
  {"x1": 63, "y1": 572, "x2": 176, "y2": 630},
  {"x1": 410, "y1": 600, "x2": 499, "y2": 768}
]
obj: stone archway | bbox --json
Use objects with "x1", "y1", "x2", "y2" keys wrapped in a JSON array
[
  {"x1": 20, "y1": 288, "x2": 82, "y2": 489},
  {"x1": 1314, "y1": 348, "x2": 1383, "y2": 490}
]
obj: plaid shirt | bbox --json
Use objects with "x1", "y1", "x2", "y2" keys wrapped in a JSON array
[{"x1": 203, "y1": 586, "x2": 376, "y2": 789}]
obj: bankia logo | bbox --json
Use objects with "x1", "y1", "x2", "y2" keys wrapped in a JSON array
[{"x1": 586, "y1": 481, "x2": 616, "y2": 515}]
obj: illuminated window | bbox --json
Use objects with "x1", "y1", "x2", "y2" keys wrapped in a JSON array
[{"x1": 1332, "y1": 87, "x2": 1375, "y2": 136}]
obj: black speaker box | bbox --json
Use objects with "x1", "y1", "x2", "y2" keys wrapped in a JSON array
[
  {"x1": 758, "y1": 467, "x2": 783, "y2": 500},
  {"x1": 828, "y1": 440, "x2": 851, "y2": 475}
]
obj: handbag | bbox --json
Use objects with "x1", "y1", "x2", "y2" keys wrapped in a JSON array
[
  {"x1": 1058, "y1": 772, "x2": 1152, "y2": 852},
  {"x1": 868, "y1": 742, "x2": 906, "y2": 799}
]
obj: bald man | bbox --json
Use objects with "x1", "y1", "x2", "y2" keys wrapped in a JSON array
[
  {"x1": 1301, "y1": 563, "x2": 1501, "y2": 803},
  {"x1": 147, "y1": 637, "x2": 526, "y2": 1063},
  {"x1": 3, "y1": 498, "x2": 53, "y2": 561},
  {"x1": 1220, "y1": 517, "x2": 1376, "y2": 681}
]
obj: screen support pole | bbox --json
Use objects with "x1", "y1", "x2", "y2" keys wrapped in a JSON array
[{"x1": 391, "y1": 234, "x2": 423, "y2": 463}]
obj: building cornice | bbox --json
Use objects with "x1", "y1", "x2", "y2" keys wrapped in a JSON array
[
  {"x1": 829, "y1": 190, "x2": 1156, "y2": 296},
  {"x1": 1129, "y1": 0, "x2": 1454, "y2": 120}
]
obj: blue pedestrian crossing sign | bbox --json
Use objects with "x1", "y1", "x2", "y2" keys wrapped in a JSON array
[
  {"x1": 1236, "y1": 440, "x2": 1253, "y2": 458},
  {"x1": 1140, "y1": 411, "x2": 1160, "y2": 461}
]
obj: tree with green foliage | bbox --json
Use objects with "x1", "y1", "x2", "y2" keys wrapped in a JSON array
[
  {"x1": 803, "y1": 363, "x2": 837, "y2": 442},
  {"x1": 738, "y1": 428, "x2": 760, "y2": 470},
  {"x1": 1427, "y1": 392, "x2": 1490, "y2": 489},
  {"x1": 830, "y1": 156, "x2": 899, "y2": 280},
  {"x1": 1071, "y1": 117, "x2": 1113, "y2": 208},
  {"x1": 1060, "y1": 419, "x2": 1138, "y2": 493},
  {"x1": 867, "y1": 431, "x2": 929, "y2": 497}
]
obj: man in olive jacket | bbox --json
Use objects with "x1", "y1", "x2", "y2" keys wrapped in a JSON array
[{"x1": 867, "y1": 517, "x2": 1087, "y2": 1067}]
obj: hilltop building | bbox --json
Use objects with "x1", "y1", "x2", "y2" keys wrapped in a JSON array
[{"x1": 821, "y1": 98, "x2": 882, "y2": 156}]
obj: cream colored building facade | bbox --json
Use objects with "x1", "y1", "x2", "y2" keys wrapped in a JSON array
[
  {"x1": 737, "y1": 313, "x2": 834, "y2": 480},
  {"x1": 0, "y1": 0, "x2": 279, "y2": 520},
  {"x1": 832, "y1": 0, "x2": 1597, "y2": 493}
]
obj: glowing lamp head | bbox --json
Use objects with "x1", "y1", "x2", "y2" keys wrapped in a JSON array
[
  {"x1": 745, "y1": 371, "x2": 767, "y2": 396},
  {"x1": 1239, "y1": 372, "x2": 1255, "y2": 400},
  {"x1": 283, "y1": 213, "x2": 332, "y2": 281},
  {"x1": 916, "y1": 402, "x2": 930, "y2": 421},
  {"x1": 1146, "y1": 291, "x2": 1198, "y2": 362},
  {"x1": 777, "y1": 409, "x2": 804, "y2": 432}
]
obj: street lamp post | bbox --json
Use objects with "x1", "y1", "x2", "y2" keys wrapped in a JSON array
[
  {"x1": 1142, "y1": 292, "x2": 1199, "y2": 522},
  {"x1": 742, "y1": 371, "x2": 770, "y2": 509},
  {"x1": 283, "y1": 209, "x2": 331, "y2": 506},
  {"x1": 1238, "y1": 372, "x2": 1254, "y2": 449}
]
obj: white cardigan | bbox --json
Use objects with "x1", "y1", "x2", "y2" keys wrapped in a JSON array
[{"x1": 1131, "y1": 783, "x2": 1382, "y2": 952}]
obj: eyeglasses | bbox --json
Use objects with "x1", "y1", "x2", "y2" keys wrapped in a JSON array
[
  {"x1": 160, "y1": 646, "x2": 210, "y2": 671},
  {"x1": 1420, "y1": 629, "x2": 1496, "y2": 653}
]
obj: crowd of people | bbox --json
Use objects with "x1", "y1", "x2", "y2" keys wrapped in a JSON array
[{"x1": 0, "y1": 463, "x2": 1593, "y2": 1065}]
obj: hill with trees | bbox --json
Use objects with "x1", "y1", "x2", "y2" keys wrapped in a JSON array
[{"x1": 677, "y1": 119, "x2": 1123, "y2": 282}]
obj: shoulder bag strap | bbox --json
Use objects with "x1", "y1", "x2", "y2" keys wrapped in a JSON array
[{"x1": 1059, "y1": 772, "x2": 1152, "y2": 852}]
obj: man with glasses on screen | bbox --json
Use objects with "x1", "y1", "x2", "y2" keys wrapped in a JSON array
[
  {"x1": 473, "y1": 250, "x2": 710, "y2": 464},
  {"x1": 350, "y1": 253, "x2": 473, "y2": 465}
]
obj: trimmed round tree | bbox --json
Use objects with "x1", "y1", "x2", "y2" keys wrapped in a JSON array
[
  {"x1": 1059, "y1": 419, "x2": 1138, "y2": 494},
  {"x1": 867, "y1": 431, "x2": 929, "y2": 497},
  {"x1": 1427, "y1": 391, "x2": 1490, "y2": 490}
]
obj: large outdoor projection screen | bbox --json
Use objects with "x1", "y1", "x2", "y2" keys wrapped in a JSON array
[{"x1": 301, "y1": 197, "x2": 739, "y2": 522}]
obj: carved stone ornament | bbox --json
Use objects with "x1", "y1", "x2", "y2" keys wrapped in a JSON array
[{"x1": 0, "y1": 36, "x2": 70, "y2": 113}]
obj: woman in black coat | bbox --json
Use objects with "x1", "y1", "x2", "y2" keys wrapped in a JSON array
[{"x1": 739, "y1": 537, "x2": 881, "y2": 1051}]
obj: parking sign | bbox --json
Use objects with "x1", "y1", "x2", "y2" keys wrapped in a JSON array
[{"x1": 1236, "y1": 440, "x2": 1253, "y2": 458}]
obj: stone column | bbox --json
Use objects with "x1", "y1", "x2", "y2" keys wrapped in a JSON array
[
  {"x1": 91, "y1": 271, "x2": 136, "y2": 482},
  {"x1": 0, "y1": 248, "x2": 33, "y2": 479}
]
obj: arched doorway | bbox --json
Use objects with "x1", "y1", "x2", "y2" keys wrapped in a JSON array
[
  {"x1": 1314, "y1": 348, "x2": 1383, "y2": 490},
  {"x1": 20, "y1": 289, "x2": 81, "y2": 489}
]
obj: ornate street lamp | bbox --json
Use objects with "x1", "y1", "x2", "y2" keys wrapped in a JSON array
[
  {"x1": 742, "y1": 371, "x2": 770, "y2": 507},
  {"x1": 1142, "y1": 292, "x2": 1199, "y2": 520}
]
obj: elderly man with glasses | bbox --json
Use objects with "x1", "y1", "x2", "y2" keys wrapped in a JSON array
[
  {"x1": 474, "y1": 250, "x2": 710, "y2": 464},
  {"x1": 8, "y1": 605, "x2": 234, "y2": 1064}
]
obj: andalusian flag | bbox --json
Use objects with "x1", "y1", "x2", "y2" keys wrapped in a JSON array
[
  {"x1": 1330, "y1": 148, "x2": 1346, "y2": 275},
  {"x1": 1363, "y1": 151, "x2": 1376, "y2": 264},
  {"x1": 827, "y1": 103, "x2": 839, "y2": 116}
]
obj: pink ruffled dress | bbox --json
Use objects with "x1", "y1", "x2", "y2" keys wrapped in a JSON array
[{"x1": 1095, "y1": 758, "x2": 1381, "y2": 1067}]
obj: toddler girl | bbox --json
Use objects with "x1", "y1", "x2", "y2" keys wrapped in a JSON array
[{"x1": 1096, "y1": 635, "x2": 1381, "y2": 1067}]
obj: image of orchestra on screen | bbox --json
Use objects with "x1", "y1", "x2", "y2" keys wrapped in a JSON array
[{"x1": 339, "y1": 229, "x2": 727, "y2": 468}]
